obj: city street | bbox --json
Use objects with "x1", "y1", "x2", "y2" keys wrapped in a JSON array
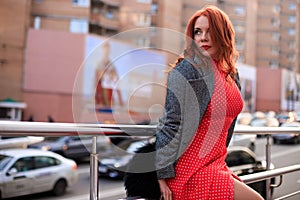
[{"x1": 6, "y1": 137, "x2": 300, "y2": 200}]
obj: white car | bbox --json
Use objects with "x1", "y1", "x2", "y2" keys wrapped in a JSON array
[
  {"x1": 0, "y1": 148, "x2": 78, "y2": 199},
  {"x1": 230, "y1": 125, "x2": 256, "y2": 151}
]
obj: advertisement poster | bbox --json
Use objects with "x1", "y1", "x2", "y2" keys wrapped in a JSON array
[
  {"x1": 79, "y1": 35, "x2": 167, "y2": 123},
  {"x1": 237, "y1": 63, "x2": 256, "y2": 113},
  {"x1": 281, "y1": 69, "x2": 300, "y2": 111}
]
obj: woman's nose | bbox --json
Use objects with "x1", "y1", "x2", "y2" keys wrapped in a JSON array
[{"x1": 200, "y1": 32, "x2": 208, "y2": 41}]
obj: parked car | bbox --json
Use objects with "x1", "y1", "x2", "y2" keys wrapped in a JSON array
[
  {"x1": 98, "y1": 138, "x2": 147, "y2": 179},
  {"x1": 0, "y1": 136, "x2": 44, "y2": 149},
  {"x1": 98, "y1": 139, "x2": 274, "y2": 199},
  {"x1": 276, "y1": 111, "x2": 297, "y2": 126},
  {"x1": 28, "y1": 135, "x2": 111, "y2": 161},
  {"x1": 0, "y1": 148, "x2": 78, "y2": 199},
  {"x1": 229, "y1": 125, "x2": 256, "y2": 151},
  {"x1": 272, "y1": 122, "x2": 300, "y2": 144}
]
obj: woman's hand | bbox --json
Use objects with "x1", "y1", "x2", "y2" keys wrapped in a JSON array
[{"x1": 158, "y1": 179, "x2": 172, "y2": 200}]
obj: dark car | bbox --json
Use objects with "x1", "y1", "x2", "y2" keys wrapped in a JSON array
[
  {"x1": 98, "y1": 138, "x2": 148, "y2": 178},
  {"x1": 28, "y1": 136, "x2": 111, "y2": 161},
  {"x1": 272, "y1": 122, "x2": 300, "y2": 144}
]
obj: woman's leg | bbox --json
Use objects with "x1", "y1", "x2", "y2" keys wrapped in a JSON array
[{"x1": 234, "y1": 178, "x2": 264, "y2": 200}]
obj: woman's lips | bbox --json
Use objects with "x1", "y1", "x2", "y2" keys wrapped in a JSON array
[{"x1": 202, "y1": 45, "x2": 211, "y2": 50}]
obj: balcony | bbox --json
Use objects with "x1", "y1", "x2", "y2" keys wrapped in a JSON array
[
  {"x1": 99, "y1": 0, "x2": 121, "y2": 7},
  {"x1": 89, "y1": 13, "x2": 120, "y2": 30}
]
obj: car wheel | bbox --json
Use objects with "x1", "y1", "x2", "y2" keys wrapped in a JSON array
[
  {"x1": 273, "y1": 138, "x2": 278, "y2": 144},
  {"x1": 52, "y1": 179, "x2": 67, "y2": 196},
  {"x1": 293, "y1": 136, "x2": 300, "y2": 144}
]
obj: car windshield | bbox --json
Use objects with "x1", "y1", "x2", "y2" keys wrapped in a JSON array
[{"x1": 0, "y1": 154, "x2": 13, "y2": 171}]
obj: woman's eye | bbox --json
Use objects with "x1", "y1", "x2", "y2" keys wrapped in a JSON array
[{"x1": 194, "y1": 30, "x2": 201, "y2": 35}]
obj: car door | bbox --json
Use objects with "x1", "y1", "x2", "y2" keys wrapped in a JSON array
[
  {"x1": 31, "y1": 156, "x2": 60, "y2": 193},
  {"x1": 4, "y1": 157, "x2": 34, "y2": 197}
]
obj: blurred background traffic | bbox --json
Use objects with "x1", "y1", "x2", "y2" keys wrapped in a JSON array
[{"x1": 1, "y1": 0, "x2": 300, "y2": 199}]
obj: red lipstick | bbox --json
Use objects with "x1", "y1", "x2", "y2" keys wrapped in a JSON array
[{"x1": 202, "y1": 45, "x2": 211, "y2": 50}]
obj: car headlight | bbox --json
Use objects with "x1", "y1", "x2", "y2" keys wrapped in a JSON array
[{"x1": 41, "y1": 145, "x2": 51, "y2": 151}]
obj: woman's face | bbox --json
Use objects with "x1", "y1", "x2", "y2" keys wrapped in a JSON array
[{"x1": 193, "y1": 15, "x2": 218, "y2": 59}]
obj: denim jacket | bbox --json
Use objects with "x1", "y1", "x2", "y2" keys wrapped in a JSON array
[{"x1": 155, "y1": 56, "x2": 241, "y2": 179}]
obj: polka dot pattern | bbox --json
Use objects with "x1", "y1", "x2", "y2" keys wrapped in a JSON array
[{"x1": 167, "y1": 62, "x2": 244, "y2": 200}]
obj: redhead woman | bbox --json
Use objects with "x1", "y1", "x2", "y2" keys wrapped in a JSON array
[{"x1": 155, "y1": 5, "x2": 264, "y2": 200}]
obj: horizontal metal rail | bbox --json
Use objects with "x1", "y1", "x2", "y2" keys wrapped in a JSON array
[
  {"x1": 1, "y1": 121, "x2": 300, "y2": 200},
  {"x1": 240, "y1": 165, "x2": 300, "y2": 200},
  {"x1": 1, "y1": 121, "x2": 300, "y2": 136},
  {"x1": 240, "y1": 165, "x2": 300, "y2": 184}
]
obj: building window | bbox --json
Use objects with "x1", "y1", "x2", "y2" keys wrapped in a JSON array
[
  {"x1": 70, "y1": 19, "x2": 88, "y2": 33},
  {"x1": 135, "y1": 13, "x2": 151, "y2": 26},
  {"x1": 271, "y1": 46, "x2": 279, "y2": 55},
  {"x1": 136, "y1": 37, "x2": 150, "y2": 47},
  {"x1": 287, "y1": 54, "x2": 295, "y2": 62},
  {"x1": 151, "y1": 3, "x2": 158, "y2": 14},
  {"x1": 271, "y1": 18, "x2": 280, "y2": 27},
  {"x1": 272, "y1": 32, "x2": 280, "y2": 41},
  {"x1": 73, "y1": 0, "x2": 90, "y2": 7},
  {"x1": 288, "y1": 3, "x2": 296, "y2": 10},
  {"x1": 288, "y1": 16, "x2": 296, "y2": 24},
  {"x1": 288, "y1": 42, "x2": 295, "y2": 49},
  {"x1": 269, "y1": 60, "x2": 279, "y2": 69},
  {"x1": 136, "y1": 0, "x2": 151, "y2": 3},
  {"x1": 235, "y1": 39, "x2": 244, "y2": 50},
  {"x1": 34, "y1": 16, "x2": 41, "y2": 30},
  {"x1": 288, "y1": 28, "x2": 296, "y2": 35},
  {"x1": 105, "y1": 11, "x2": 114, "y2": 19},
  {"x1": 234, "y1": 6, "x2": 245, "y2": 16},
  {"x1": 234, "y1": 25, "x2": 245, "y2": 33},
  {"x1": 238, "y1": 55, "x2": 245, "y2": 63},
  {"x1": 273, "y1": 4, "x2": 280, "y2": 13}
]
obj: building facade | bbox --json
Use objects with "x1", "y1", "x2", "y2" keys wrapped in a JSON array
[{"x1": 0, "y1": 0, "x2": 300, "y2": 121}]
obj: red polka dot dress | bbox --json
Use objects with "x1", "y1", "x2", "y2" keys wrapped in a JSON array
[{"x1": 167, "y1": 61, "x2": 244, "y2": 200}]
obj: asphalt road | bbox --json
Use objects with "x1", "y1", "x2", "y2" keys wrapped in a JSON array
[{"x1": 6, "y1": 137, "x2": 300, "y2": 200}]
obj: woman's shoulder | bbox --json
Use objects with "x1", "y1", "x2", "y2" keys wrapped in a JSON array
[
  {"x1": 172, "y1": 59, "x2": 197, "y2": 76},
  {"x1": 171, "y1": 58, "x2": 207, "y2": 80}
]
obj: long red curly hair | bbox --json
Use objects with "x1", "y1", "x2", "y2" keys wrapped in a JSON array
[{"x1": 173, "y1": 5, "x2": 239, "y2": 82}]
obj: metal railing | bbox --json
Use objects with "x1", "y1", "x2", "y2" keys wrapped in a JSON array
[{"x1": 1, "y1": 121, "x2": 300, "y2": 200}]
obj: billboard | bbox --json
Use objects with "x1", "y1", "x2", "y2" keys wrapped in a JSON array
[
  {"x1": 237, "y1": 63, "x2": 256, "y2": 113},
  {"x1": 281, "y1": 69, "x2": 300, "y2": 111},
  {"x1": 74, "y1": 34, "x2": 168, "y2": 124}
]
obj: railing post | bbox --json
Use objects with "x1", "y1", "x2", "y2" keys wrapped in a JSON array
[
  {"x1": 90, "y1": 136, "x2": 99, "y2": 200},
  {"x1": 265, "y1": 134, "x2": 271, "y2": 200}
]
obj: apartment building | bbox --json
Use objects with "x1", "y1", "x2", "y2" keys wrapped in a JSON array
[
  {"x1": 0, "y1": 0, "x2": 31, "y2": 101},
  {"x1": 0, "y1": 0, "x2": 300, "y2": 118}
]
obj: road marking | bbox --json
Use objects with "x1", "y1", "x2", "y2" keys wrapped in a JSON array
[{"x1": 59, "y1": 187, "x2": 126, "y2": 200}]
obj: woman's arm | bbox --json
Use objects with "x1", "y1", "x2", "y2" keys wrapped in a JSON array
[{"x1": 155, "y1": 67, "x2": 187, "y2": 179}]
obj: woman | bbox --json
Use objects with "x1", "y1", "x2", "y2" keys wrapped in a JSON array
[{"x1": 155, "y1": 5, "x2": 263, "y2": 200}]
